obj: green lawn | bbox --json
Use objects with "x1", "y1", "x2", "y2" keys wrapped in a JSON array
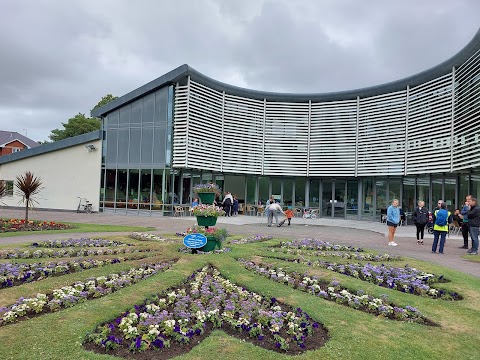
[
  {"x1": 0, "y1": 235, "x2": 479, "y2": 360},
  {"x1": 0, "y1": 222, "x2": 156, "y2": 238}
]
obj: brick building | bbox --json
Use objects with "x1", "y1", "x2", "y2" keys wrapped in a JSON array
[{"x1": 0, "y1": 131, "x2": 39, "y2": 156}]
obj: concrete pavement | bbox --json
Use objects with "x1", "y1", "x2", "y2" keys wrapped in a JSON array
[{"x1": 1, "y1": 209, "x2": 478, "y2": 278}]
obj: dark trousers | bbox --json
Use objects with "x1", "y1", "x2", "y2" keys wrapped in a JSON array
[
  {"x1": 415, "y1": 223, "x2": 426, "y2": 240},
  {"x1": 224, "y1": 204, "x2": 232, "y2": 216},
  {"x1": 461, "y1": 223, "x2": 470, "y2": 247},
  {"x1": 287, "y1": 218, "x2": 291, "y2": 225},
  {"x1": 432, "y1": 230, "x2": 447, "y2": 253}
]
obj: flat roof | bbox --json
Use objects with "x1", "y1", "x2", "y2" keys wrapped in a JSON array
[
  {"x1": 0, "y1": 130, "x2": 102, "y2": 165},
  {"x1": 92, "y1": 28, "x2": 480, "y2": 118}
]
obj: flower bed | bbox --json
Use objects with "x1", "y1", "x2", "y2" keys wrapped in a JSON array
[
  {"x1": 280, "y1": 239, "x2": 363, "y2": 252},
  {"x1": 0, "y1": 247, "x2": 152, "y2": 260},
  {"x1": 282, "y1": 260, "x2": 459, "y2": 300},
  {"x1": 268, "y1": 247, "x2": 401, "y2": 261},
  {"x1": 178, "y1": 247, "x2": 232, "y2": 254},
  {"x1": 32, "y1": 238, "x2": 125, "y2": 248},
  {"x1": 230, "y1": 234, "x2": 273, "y2": 244},
  {"x1": 130, "y1": 233, "x2": 170, "y2": 242},
  {"x1": 83, "y1": 266, "x2": 328, "y2": 357},
  {"x1": 0, "y1": 261, "x2": 176, "y2": 326},
  {"x1": 239, "y1": 259, "x2": 433, "y2": 325},
  {"x1": 0, "y1": 219, "x2": 74, "y2": 233},
  {"x1": 0, "y1": 258, "x2": 134, "y2": 288}
]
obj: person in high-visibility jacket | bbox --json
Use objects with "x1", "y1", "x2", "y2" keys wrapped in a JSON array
[{"x1": 432, "y1": 201, "x2": 452, "y2": 254}]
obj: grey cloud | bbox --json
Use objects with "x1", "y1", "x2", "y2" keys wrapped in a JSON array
[{"x1": 0, "y1": 0, "x2": 479, "y2": 141}]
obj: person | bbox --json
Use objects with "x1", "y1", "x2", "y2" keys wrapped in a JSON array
[
  {"x1": 466, "y1": 197, "x2": 480, "y2": 255},
  {"x1": 412, "y1": 200, "x2": 428, "y2": 244},
  {"x1": 191, "y1": 198, "x2": 199, "y2": 213},
  {"x1": 452, "y1": 209, "x2": 462, "y2": 227},
  {"x1": 432, "y1": 201, "x2": 452, "y2": 254},
  {"x1": 266, "y1": 202, "x2": 286, "y2": 227},
  {"x1": 284, "y1": 208, "x2": 294, "y2": 226},
  {"x1": 264, "y1": 195, "x2": 275, "y2": 218},
  {"x1": 386, "y1": 199, "x2": 400, "y2": 246},
  {"x1": 222, "y1": 191, "x2": 233, "y2": 217},
  {"x1": 459, "y1": 196, "x2": 472, "y2": 249},
  {"x1": 232, "y1": 195, "x2": 239, "y2": 216}
]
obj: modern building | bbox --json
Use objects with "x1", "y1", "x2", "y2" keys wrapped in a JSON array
[{"x1": 1, "y1": 29, "x2": 479, "y2": 220}]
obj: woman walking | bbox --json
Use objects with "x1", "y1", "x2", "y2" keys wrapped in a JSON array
[{"x1": 412, "y1": 200, "x2": 428, "y2": 244}]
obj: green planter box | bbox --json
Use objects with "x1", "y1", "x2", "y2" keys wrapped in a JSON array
[
  {"x1": 198, "y1": 192, "x2": 215, "y2": 205},
  {"x1": 196, "y1": 216, "x2": 218, "y2": 227},
  {"x1": 200, "y1": 236, "x2": 219, "y2": 252}
]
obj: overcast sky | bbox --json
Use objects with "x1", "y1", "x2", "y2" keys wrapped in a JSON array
[{"x1": 1, "y1": 0, "x2": 479, "y2": 142}]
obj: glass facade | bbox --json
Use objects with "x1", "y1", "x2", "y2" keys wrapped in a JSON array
[{"x1": 101, "y1": 85, "x2": 174, "y2": 215}]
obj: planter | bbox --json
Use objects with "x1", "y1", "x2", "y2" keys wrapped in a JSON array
[
  {"x1": 200, "y1": 236, "x2": 220, "y2": 252},
  {"x1": 196, "y1": 216, "x2": 218, "y2": 227},
  {"x1": 198, "y1": 192, "x2": 215, "y2": 205}
]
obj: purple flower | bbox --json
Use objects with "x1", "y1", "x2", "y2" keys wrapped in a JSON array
[
  {"x1": 152, "y1": 338, "x2": 164, "y2": 348},
  {"x1": 135, "y1": 337, "x2": 142, "y2": 349}
]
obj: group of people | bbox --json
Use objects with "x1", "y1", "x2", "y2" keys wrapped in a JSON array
[
  {"x1": 221, "y1": 192, "x2": 239, "y2": 217},
  {"x1": 260, "y1": 196, "x2": 294, "y2": 227},
  {"x1": 387, "y1": 195, "x2": 479, "y2": 255}
]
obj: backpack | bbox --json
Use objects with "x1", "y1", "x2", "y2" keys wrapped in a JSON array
[{"x1": 435, "y1": 209, "x2": 448, "y2": 226}]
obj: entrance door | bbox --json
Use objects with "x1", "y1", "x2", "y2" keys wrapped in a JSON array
[{"x1": 321, "y1": 180, "x2": 346, "y2": 218}]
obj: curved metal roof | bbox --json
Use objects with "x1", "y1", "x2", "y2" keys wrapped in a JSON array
[{"x1": 92, "y1": 27, "x2": 480, "y2": 117}]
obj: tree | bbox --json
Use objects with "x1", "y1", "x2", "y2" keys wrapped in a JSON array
[
  {"x1": 48, "y1": 94, "x2": 118, "y2": 142},
  {"x1": 91, "y1": 94, "x2": 118, "y2": 112},
  {"x1": 49, "y1": 113, "x2": 101, "y2": 141},
  {"x1": 15, "y1": 171, "x2": 43, "y2": 221}
]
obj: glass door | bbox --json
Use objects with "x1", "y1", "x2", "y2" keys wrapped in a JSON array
[
  {"x1": 321, "y1": 180, "x2": 346, "y2": 218},
  {"x1": 334, "y1": 180, "x2": 346, "y2": 218},
  {"x1": 321, "y1": 180, "x2": 332, "y2": 217},
  {"x1": 346, "y1": 180, "x2": 358, "y2": 219}
]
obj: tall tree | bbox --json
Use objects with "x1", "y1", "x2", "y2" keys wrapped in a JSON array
[
  {"x1": 49, "y1": 113, "x2": 101, "y2": 141},
  {"x1": 92, "y1": 94, "x2": 118, "y2": 112},
  {"x1": 48, "y1": 94, "x2": 118, "y2": 142},
  {"x1": 15, "y1": 171, "x2": 43, "y2": 221}
]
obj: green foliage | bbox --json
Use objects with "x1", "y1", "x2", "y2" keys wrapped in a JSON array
[
  {"x1": 48, "y1": 94, "x2": 117, "y2": 142},
  {"x1": 49, "y1": 113, "x2": 101, "y2": 141},
  {"x1": 14, "y1": 171, "x2": 43, "y2": 221},
  {"x1": 91, "y1": 94, "x2": 118, "y2": 112}
]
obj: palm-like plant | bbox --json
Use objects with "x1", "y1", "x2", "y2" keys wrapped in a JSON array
[
  {"x1": 0, "y1": 181, "x2": 5, "y2": 198},
  {"x1": 15, "y1": 171, "x2": 43, "y2": 221}
]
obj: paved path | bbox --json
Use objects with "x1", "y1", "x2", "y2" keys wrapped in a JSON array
[{"x1": 1, "y1": 209, "x2": 478, "y2": 278}]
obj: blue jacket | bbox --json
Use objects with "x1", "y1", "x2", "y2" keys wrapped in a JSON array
[
  {"x1": 387, "y1": 205, "x2": 400, "y2": 224},
  {"x1": 461, "y1": 205, "x2": 469, "y2": 222}
]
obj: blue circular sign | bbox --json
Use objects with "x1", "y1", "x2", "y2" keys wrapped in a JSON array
[{"x1": 183, "y1": 233, "x2": 207, "y2": 249}]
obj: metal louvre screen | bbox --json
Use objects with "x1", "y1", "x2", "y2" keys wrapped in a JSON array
[
  {"x1": 186, "y1": 81, "x2": 223, "y2": 171},
  {"x1": 453, "y1": 47, "x2": 480, "y2": 171},
  {"x1": 222, "y1": 94, "x2": 264, "y2": 174},
  {"x1": 357, "y1": 91, "x2": 407, "y2": 176},
  {"x1": 172, "y1": 84, "x2": 188, "y2": 167},
  {"x1": 407, "y1": 74, "x2": 452, "y2": 174},
  {"x1": 309, "y1": 100, "x2": 357, "y2": 176},
  {"x1": 263, "y1": 102, "x2": 309, "y2": 176}
]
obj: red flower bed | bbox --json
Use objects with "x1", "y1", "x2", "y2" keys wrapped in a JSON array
[{"x1": 0, "y1": 218, "x2": 74, "y2": 233}]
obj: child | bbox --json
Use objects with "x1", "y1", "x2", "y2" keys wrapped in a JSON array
[
  {"x1": 284, "y1": 209, "x2": 294, "y2": 226},
  {"x1": 232, "y1": 195, "x2": 239, "y2": 216}
]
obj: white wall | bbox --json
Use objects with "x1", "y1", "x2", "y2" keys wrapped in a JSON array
[{"x1": 0, "y1": 140, "x2": 102, "y2": 211}]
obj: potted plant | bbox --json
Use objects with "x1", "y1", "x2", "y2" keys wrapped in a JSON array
[
  {"x1": 192, "y1": 205, "x2": 225, "y2": 226},
  {"x1": 186, "y1": 226, "x2": 228, "y2": 251},
  {"x1": 193, "y1": 183, "x2": 221, "y2": 205}
]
